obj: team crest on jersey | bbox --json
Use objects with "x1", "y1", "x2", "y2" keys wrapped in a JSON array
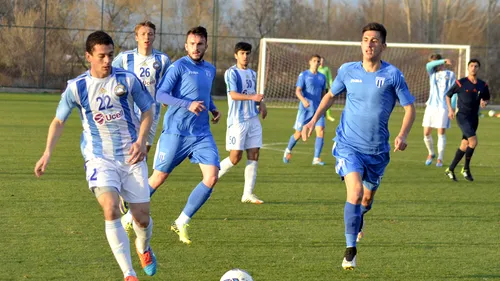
[
  {"x1": 153, "y1": 61, "x2": 161, "y2": 70},
  {"x1": 114, "y1": 83, "x2": 126, "y2": 96},
  {"x1": 375, "y1": 77, "x2": 385, "y2": 88},
  {"x1": 205, "y1": 69, "x2": 212, "y2": 78},
  {"x1": 158, "y1": 152, "x2": 166, "y2": 162}
]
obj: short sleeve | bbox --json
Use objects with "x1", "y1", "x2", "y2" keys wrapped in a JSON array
[
  {"x1": 295, "y1": 72, "x2": 305, "y2": 88},
  {"x1": 55, "y1": 86, "x2": 77, "y2": 121},
  {"x1": 393, "y1": 71, "x2": 415, "y2": 106},
  {"x1": 330, "y1": 65, "x2": 347, "y2": 96},
  {"x1": 130, "y1": 75, "x2": 153, "y2": 112}
]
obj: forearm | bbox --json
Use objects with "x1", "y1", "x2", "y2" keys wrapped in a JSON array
[
  {"x1": 398, "y1": 104, "x2": 416, "y2": 138},
  {"x1": 295, "y1": 89, "x2": 308, "y2": 104},
  {"x1": 44, "y1": 118, "x2": 65, "y2": 156},
  {"x1": 137, "y1": 109, "x2": 153, "y2": 145},
  {"x1": 156, "y1": 90, "x2": 191, "y2": 108},
  {"x1": 445, "y1": 96, "x2": 453, "y2": 111},
  {"x1": 230, "y1": 91, "x2": 258, "y2": 101},
  {"x1": 312, "y1": 93, "x2": 334, "y2": 123}
]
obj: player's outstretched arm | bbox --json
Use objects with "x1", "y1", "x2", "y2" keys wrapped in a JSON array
[
  {"x1": 34, "y1": 118, "x2": 65, "y2": 177},
  {"x1": 301, "y1": 92, "x2": 335, "y2": 141},
  {"x1": 394, "y1": 103, "x2": 416, "y2": 152},
  {"x1": 129, "y1": 109, "x2": 153, "y2": 164}
]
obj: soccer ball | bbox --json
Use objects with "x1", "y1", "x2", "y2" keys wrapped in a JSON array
[
  {"x1": 220, "y1": 268, "x2": 254, "y2": 281},
  {"x1": 488, "y1": 110, "x2": 496, "y2": 117}
]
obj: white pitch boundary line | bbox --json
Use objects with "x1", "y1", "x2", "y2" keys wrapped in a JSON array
[{"x1": 261, "y1": 142, "x2": 500, "y2": 170}]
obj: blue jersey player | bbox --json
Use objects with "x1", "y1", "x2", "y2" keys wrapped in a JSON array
[
  {"x1": 302, "y1": 22, "x2": 416, "y2": 270},
  {"x1": 150, "y1": 26, "x2": 221, "y2": 245},
  {"x1": 34, "y1": 31, "x2": 157, "y2": 281},
  {"x1": 283, "y1": 54, "x2": 327, "y2": 165}
]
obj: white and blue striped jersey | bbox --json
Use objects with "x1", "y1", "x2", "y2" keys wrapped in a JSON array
[
  {"x1": 425, "y1": 60, "x2": 456, "y2": 109},
  {"x1": 224, "y1": 65, "x2": 259, "y2": 126},
  {"x1": 112, "y1": 48, "x2": 171, "y2": 98},
  {"x1": 55, "y1": 68, "x2": 154, "y2": 162}
]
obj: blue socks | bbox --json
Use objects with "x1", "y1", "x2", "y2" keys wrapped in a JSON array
[
  {"x1": 287, "y1": 135, "x2": 299, "y2": 151},
  {"x1": 182, "y1": 182, "x2": 213, "y2": 218},
  {"x1": 314, "y1": 137, "x2": 324, "y2": 158},
  {"x1": 344, "y1": 202, "x2": 362, "y2": 248}
]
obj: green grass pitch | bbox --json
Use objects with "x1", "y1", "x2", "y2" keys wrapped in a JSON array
[{"x1": 0, "y1": 93, "x2": 499, "y2": 281}]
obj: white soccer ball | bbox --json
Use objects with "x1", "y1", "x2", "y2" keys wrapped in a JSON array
[
  {"x1": 488, "y1": 110, "x2": 496, "y2": 117},
  {"x1": 220, "y1": 268, "x2": 254, "y2": 281}
]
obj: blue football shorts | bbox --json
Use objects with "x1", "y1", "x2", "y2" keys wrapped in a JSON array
[
  {"x1": 332, "y1": 142, "x2": 390, "y2": 191},
  {"x1": 153, "y1": 133, "x2": 220, "y2": 173}
]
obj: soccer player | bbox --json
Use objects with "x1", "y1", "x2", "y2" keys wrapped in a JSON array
[
  {"x1": 150, "y1": 26, "x2": 221, "y2": 245},
  {"x1": 444, "y1": 59, "x2": 490, "y2": 181},
  {"x1": 218, "y1": 42, "x2": 267, "y2": 204},
  {"x1": 113, "y1": 21, "x2": 170, "y2": 235},
  {"x1": 112, "y1": 21, "x2": 171, "y2": 153},
  {"x1": 34, "y1": 31, "x2": 157, "y2": 281},
  {"x1": 302, "y1": 22, "x2": 416, "y2": 270},
  {"x1": 283, "y1": 54, "x2": 327, "y2": 165},
  {"x1": 422, "y1": 54, "x2": 455, "y2": 167},
  {"x1": 318, "y1": 57, "x2": 335, "y2": 122}
]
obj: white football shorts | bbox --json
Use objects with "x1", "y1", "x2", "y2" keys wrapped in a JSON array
[
  {"x1": 226, "y1": 116, "x2": 262, "y2": 151},
  {"x1": 84, "y1": 158, "x2": 150, "y2": 203},
  {"x1": 422, "y1": 106, "x2": 450, "y2": 129}
]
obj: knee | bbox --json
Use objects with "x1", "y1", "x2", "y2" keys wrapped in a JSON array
[
  {"x1": 134, "y1": 213, "x2": 151, "y2": 228},
  {"x1": 150, "y1": 171, "x2": 169, "y2": 188},
  {"x1": 203, "y1": 175, "x2": 218, "y2": 188},
  {"x1": 468, "y1": 139, "x2": 477, "y2": 148},
  {"x1": 362, "y1": 196, "x2": 374, "y2": 207},
  {"x1": 316, "y1": 129, "x2": 324, "y2": 138},
  {"x1": 102, "y1": 201, "x2": 121, "y2": 220},
  {"x1": 229, "y1": 153, "x2": 243, "y2": 165}
]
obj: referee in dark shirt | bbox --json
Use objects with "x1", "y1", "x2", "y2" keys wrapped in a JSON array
[{"x1": 444, "y1": 59, "x2": 490, "y2": 181}]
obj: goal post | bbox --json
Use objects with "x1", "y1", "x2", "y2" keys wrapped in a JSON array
[{"x1": 257, "y1": 38, "x2": 470, "y2": 108}]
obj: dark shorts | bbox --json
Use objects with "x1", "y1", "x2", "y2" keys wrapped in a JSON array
[{"x1": 456, "y1": 113, "x2": 478, "y2": 139}]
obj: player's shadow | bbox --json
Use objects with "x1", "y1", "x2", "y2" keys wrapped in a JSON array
[{"x1": 458, "y1": 275, "x2": 500, "y2": 279}]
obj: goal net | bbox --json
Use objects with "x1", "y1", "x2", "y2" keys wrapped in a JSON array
[{"x1": 257, "y1": 38, "x2": 470, "y2": 109}]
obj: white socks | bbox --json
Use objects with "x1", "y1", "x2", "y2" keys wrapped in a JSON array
[
  {"x1": 133, "y1": 217, "x2": 153, "y2": 254},
  {"x1": 175, "y1": 212, "x2": 191, "y2": 226},
  {"x1": 218, "y1": 157, "x2": 234, "y2": 178},
  {"x1": 424, "y1": 135, "x2": 434, "y2": 155},
  {"x1": 105, "y1": 219, "x2": 135, "y2": 277},
  {"x1": 437, "y1": 134, "x2": 446, "y2": 161},
  {"x1": 244, "y1": 160, "x2": 258, "y2": 196}
]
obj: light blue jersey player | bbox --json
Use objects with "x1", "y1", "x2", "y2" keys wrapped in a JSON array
[
  {"x1": 302, "y1": 23, "x2": 416, "y2": 270},
  {"x1": 149, "y1": 26, "x2": 221, "y2": 245},
  {"x1": 422, "y1": 54, "x2": 456, "y2": 167},
  {"x1": 218, "y1": 42, "x2": 267, "y2": 205},
  {"x1": 112, "y1": 21, "x2": 171, "y2": 152},
  {"x1": 34, "y1": 31, "x2": 157, "y2": 281},
  {"x1": 283, "y1": 54, "x2": 327, "y2": 165}
]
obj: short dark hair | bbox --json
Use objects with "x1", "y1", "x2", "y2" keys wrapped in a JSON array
[
  {"x1": 429, "y1": 53, "x2": 442, "y2": 61},
  {"x1": 135, "y1": 21, "x2": 156, "y2": 34},
  {"x1": 186, "y1": 26, "x2": 208, "y2": 42},
  {"x1": 234, "y1": 42, "x2": 252, "y2": 54},
  {"x1": 362, "y1": 22, "x2": 387, "y2": 44},
  {"x1": 310, "y1": 54, "x2": 321, "y2": 60},
  {"x1": 468, "y1": 59, "x2": 481, "y2": 67},
  {"x1": 86, "y1": 31, "x2": 114, "y2": 54}
]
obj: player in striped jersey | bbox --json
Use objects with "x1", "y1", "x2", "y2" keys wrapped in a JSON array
[
  {"x1": 112, "y1": 21, "x2": 171, "y2": 236},
  {"x1": 112, "y1": 21, "x2": 171, "y2": 152},
  {"x1": 218, "y1": 42, "x2": 267, "y2": 204},
  {"x1": 34, "y1": 31, "x2": 156, "y2": 281},
  {"x1": 422, "y1": 54, "x2": 455, "y2": 167}
]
